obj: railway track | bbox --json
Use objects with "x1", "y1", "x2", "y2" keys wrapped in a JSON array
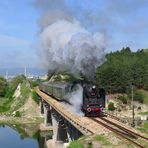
[
  {"x1": 104, "y1": 111, "x2": 128, "y2": 124},
  {"x1": 102, "y1": 117, "x2": 148, "y2": 141},
  {"x1": 90, "y1": 117, "x2": 147, "y2": 148}
]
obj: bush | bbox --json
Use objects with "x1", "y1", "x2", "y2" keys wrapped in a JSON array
[
  {"x1": 108, "y1": 102, "x2": 116, "y2": 111},
  {"x1": 134, "y1": 90, "x2": 144, "y2": 103},
  {"x1": 137, "y1": 106, "x2": 141, "y2": 110},
  {"x1": 15, "y1": 111, "x2": 21, "y2": 117},
  {"x1": 127, "y1": 89, "x2": 144, "y2": 103},
  {"x1": 118, "y1": 95, "x2": 127, "y2": 104},
  {"x1": 0, "y1": 77, "x2": 7, "y2": 97},
  {"x1": 118, "y1": 108, "x2": 121, "y2": 112},
  {"x1": 32, "y1": 90, "x2": 39, "y2": 104},
  {"x1": 29, "y1": 80, "x2": 41, "y2": 88},
  {"x1": 5, "y1": 75, "x2": 26, "y2": 99}
]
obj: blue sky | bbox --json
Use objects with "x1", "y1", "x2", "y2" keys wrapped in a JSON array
[
  {"x1": 0, "y1": 0, "x2": 39, "y2": 68},
  {"x1": 0, "y1": 0, "x2": 148, "y2": 69}
]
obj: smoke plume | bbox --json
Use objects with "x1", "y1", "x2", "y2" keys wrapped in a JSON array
[
  {"x1": 36, "y1": 0, "x2": 106, "y2": 78},
  {"x1": 64, "y1": 84, "x2": 84, "y2": 115}
]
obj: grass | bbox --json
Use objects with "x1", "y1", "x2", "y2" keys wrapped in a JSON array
[
  {"x1": 137, "y1": 121, "x2": 148, "y2": 134},
  {"x1": 0, "y1": 97, "x2": 15, "y2": 113},
  {"x1": 138, "y1": 89, "x2": 148, "y2": 104},
  {"x1": 68, "y1": 136, "x2": 87, "y2": 148},
  {"x1": 139, "y1": 111, "x2": 148, "y2": 115},
  {"x1": 0, "y1": 81, "x2": 31, "y2": 113},
  {"x1": 68, "y1": 134, "x2": 113, "y2": 148},
  {"x1": 94, "y1": 134, "x2": 112, "y2": 146},
  {"x1": 9, "y1": 82, "x2": 30, "y2": 113},
  {"x1": 31, "y1": 90, "x2": 39, "y2": 104}
]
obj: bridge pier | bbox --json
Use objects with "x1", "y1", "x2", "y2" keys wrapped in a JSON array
[
  {"x1": 39, "y1": 99, "x2": 52, "y2": 133},
  {"x1": 38, "y1": 95, "x2": 84, "y2": 148},
  {"x1": 44, "y1": 106, "x2": 52, "y2": 126},
  {"x1": 66, "y1": 121, "x2": 82, "y2": 141},
  {"x1": 40, "y1": 100, "x2": 44, "y2": 114}
]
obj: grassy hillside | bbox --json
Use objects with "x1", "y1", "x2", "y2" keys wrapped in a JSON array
[{"x1": 0, "y1": 81, "x2": 30, "y2": 114}]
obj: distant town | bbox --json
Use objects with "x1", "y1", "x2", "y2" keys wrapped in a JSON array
[{"x1": 0, "y1": 67, "x2": 47, "y2": 80}]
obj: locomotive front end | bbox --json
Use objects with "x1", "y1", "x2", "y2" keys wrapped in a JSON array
[{"x1": 82, "y1": 84, "x2": 105, "y2": 117}]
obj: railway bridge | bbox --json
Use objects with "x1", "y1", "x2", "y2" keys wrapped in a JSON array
[
  {"x1": 35, "y1": 88, "x2": 148, "y2": 148},
  {"x1": 35, "y1": 87, "x2": 107, "y2": 147}
]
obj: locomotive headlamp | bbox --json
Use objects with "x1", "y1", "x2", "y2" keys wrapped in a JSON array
[
  {"x1": 92, "y1": 85, "x2": 96, "y2": 89},
  {"x1": 87, "y1": 108, "x2": 91, "y2": 112}
]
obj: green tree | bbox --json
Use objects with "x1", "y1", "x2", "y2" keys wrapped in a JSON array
[
  {"x1": 0, "y1": 77, "x2": 7, "y2": 96},
  {"x1": 5, "y1": 75, "x2": 26, "y2": 99},
  {"x1": 96, "y1": 47, "x2": 148, "y2": 93}
]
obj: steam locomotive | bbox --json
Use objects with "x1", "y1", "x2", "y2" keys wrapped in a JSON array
[
  {"x1": 39, "y1": 81, "x2": 105, "y2": 117},
  {"x1": 82, "y1": 84, "x2": 105, "y2": 116}
]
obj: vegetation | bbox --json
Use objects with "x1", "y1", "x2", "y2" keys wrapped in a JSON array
[
  {"x1": 139, "y1": 111, "x2": 148, "y2": 115},
  {"x1": 94, "y1": 134, "x2": 112, "y2": 146},
  {"x1": 68, "y1": 136, "x2": 86, "y2": 148},
  {"x1": 117, "y1": 95, "x2": 128, "y2": 104},
  {"x1": 108, "y1": 102, "x2": 116, "y2": 111},
  {"x1": 32, "y1": 90, "x2": 39, "y2": 104},
  {"x1": 0, "y1": 75, "x2": 29, "y2": 113},
  {"x1": 0, "y1": 77, "x2": 7, "y2": 97},
  {"x1": 15, "y1": 111, "x2": 21, "y2": 117},
  {"x1": 134, "y1": 90, "x2": 145, "y2": 103},
  {"x1": 5, "y1": 75, "x2": 26, "y2": 99},
  {"x1": 0, "y1": 97, "x2": 14, "y2": 112},
  {"x1": 9, "y1": 81, "x2": 30, "y2": 113},
  {"x1": 137, "y1": 121, "x2": 148, "y2": 134},
  {"x1": 96, "y1": 47, "x2": 148, "y2": 94},
  {"x1": 137, "y1": 90, "x2": 148, "y2": 104},
  {"x1": 29, "y1": 79, "x2": 41, "y2": 88}
]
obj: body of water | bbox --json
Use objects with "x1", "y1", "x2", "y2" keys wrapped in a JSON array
[{"x1": 0, "y1": 125, "x2": 45, "y2": 148}]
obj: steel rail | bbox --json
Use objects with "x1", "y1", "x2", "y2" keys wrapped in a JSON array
[
  {"x1": 91, "y1": 118, "x2": 144, "y2": 148},
  {"x1": 101, "y1": 117, "x2": 148, "y2": 141}
]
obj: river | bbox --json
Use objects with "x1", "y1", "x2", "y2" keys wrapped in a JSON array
[{"x1": 0, "y1": 124, "x2": 49, "y2": 148}]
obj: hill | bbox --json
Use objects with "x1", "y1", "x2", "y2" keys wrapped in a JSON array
[{"x1": 0, "y1": 78, "x2": 42, "y2": 124}]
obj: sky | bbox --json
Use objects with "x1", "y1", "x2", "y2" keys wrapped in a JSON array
[{"x1": 0, "y1": 0, "x2": 148, "y2": 69}]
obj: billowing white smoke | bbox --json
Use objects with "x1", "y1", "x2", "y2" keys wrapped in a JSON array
[
  {"x1": 40, "y1": 19, "x2": 106, "y2": 78},
  {"x1": 64, "y1": 84, "x2": 83, "y2": 115}
]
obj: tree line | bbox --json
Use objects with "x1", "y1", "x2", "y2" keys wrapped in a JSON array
[{"x1": 96, "y1": 47, "x2": 148, "y2": 93}]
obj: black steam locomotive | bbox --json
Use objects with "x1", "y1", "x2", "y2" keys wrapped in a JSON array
[
  {"x1": 82, "y1": 84, "x2": 105, "y2": 116},
  {"x1": 39, "y1": 81, "x2": 105, "y2": 117}
]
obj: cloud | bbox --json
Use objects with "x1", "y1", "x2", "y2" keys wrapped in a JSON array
[
  {"x1": 0, "y1": 34, "x2": 29, "y2": 47},
  {"x1": 0, "y1": 34, "x2": 38, "y2": 68}
]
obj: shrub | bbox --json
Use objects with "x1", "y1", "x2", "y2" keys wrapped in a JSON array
[
  {"x1": 127, "y1": 89, "x2": 144, "y2": 103},
  {"x1": 134, "y1": 90, "x2": 144, "y2": 103},
  {"x1": 108, "y1": 102, "x2": 116, "y2": 111},
  {"x1": 29, "y1": 80, "x2": 41, "y2": 88},
  {"x1": 15, "y1": 111, "x2": 21, "y2": 117},
  {"x1": 0, "y1": 77, "x2": 7, "y2": 97},
  {"x1": 32, "y1": 90, "x2": 39, "y2": 104},
  {"x1": 118, "y1": 108, "x2": 121, "y2": 112},
  {"x1": 118, "y1": 95, "x2": 127, "y2": 104},
  {"x1": 5, "y1": 75, "x2": 26, "y2": 99}
]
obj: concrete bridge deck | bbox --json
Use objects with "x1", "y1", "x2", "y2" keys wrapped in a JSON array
[{"x1": 35, "y1": 88, "x2": 108, "y2": 136}]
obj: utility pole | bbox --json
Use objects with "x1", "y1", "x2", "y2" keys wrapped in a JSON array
[{"x1": 131, "y1": 83, "x2": 135, "y2": 127}]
